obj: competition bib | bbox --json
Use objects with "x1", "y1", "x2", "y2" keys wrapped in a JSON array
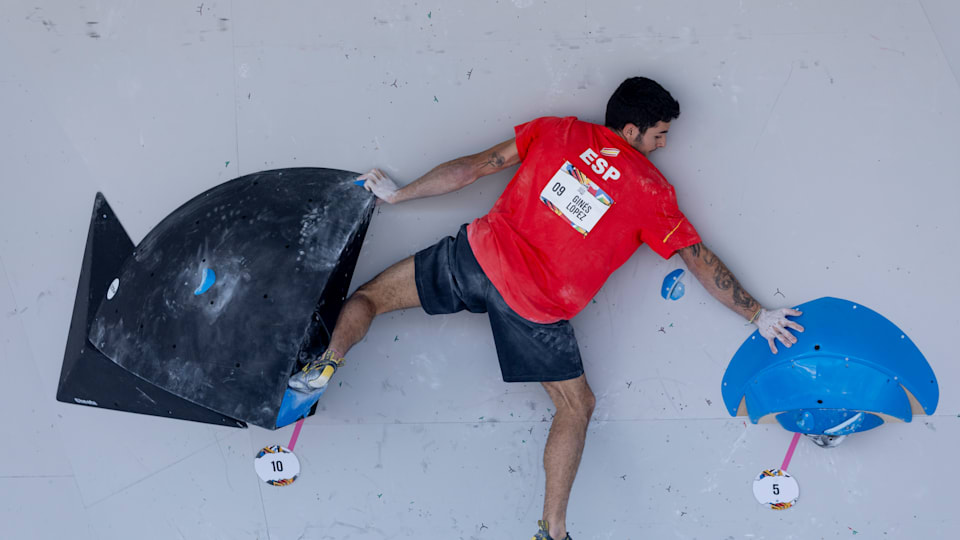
[{"x1": 539, "y1": 162, "x2": 614, "y2": 236}]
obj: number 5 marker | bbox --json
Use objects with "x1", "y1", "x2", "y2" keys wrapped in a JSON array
[{"x1": 752, "y1": 433, "x2": 802, "y2": 509}]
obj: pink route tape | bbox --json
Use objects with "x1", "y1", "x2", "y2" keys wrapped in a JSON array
[
  {"x1": 288, "y1": 418, "x2": 305, "y2": 451},
  {"x1": 780, "y1": 432, "x2": 801, "y2": 471}
]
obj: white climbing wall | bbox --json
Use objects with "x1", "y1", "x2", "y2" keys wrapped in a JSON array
[{"x1": 2, "y1": 1, "x2": 958, "y2": 538}]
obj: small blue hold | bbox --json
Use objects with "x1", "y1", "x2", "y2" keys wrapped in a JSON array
[
  {"x1": 194, "y1": 268, "x2": 216, "y2": 295},
  {"x1": 276, "y1": 386, "x2": 325, "y2": 428},
  {"x1": 661, "y1": 268, "x2": 686, "y2": 301},
  {"x1": 353, "y1": 179, "x2": 366, "y2": 186}
]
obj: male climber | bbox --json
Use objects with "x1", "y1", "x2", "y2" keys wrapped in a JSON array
[{"x1": 289, "y1": 77, "x2": 803, "y2": 539}]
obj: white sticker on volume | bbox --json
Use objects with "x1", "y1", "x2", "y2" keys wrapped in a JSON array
[
  {"x1": 752, "y1": 469, "x2": 799, "y2": 509},
  {"x1": 106, "y1": 278, "x2": 120, "y2": 300}
]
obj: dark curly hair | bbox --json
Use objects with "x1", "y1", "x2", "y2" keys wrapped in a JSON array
[{"x1": 605, "y1": 77, "x2": 680, "y2": 133}]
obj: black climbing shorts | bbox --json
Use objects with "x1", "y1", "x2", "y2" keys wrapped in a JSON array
[{"x1": 414, "y1": 224, "x2": 584, "y2": 383}]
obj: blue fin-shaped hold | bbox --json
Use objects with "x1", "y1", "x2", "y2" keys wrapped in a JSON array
[
  {"x1": 721, "y1": 297, "x2": 938, "y2": 435},
  {"x1": 276, "y1": 387, "x2": 326, "y2": 428}
]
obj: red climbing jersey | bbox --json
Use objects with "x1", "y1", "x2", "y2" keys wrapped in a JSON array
[{"x1": 467, "y1": 116, "x2": 701, "y2": 323}]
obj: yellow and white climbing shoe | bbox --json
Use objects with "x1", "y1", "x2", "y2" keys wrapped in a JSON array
[
  {"x1": 287, "y1": 349, "x2": 345, "y2": 392},
  {"x1": 532, "y1": 520, "x2": 572, "y2": 540}
]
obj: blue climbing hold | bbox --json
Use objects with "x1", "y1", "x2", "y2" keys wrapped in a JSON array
[
  {"x1": 193, "y1": 268, "x2": 216, "y2": 296},
  {"x1": 661, "y1": 268, "x2": 686, "y2": 300},
  {"x1": 276, "y1": 386, "x2": 325, "y2": 428},
  {"x1": 775, "y1": 409, "x2": 882, "y2": 435},
  {"x1": 720, "y1": 296, "x2": 939, "y2": 436}
]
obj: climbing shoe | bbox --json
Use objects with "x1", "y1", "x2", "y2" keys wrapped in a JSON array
[
  {"x1": 288, "y1": 349, "x2": 345, "y2": 392},
  {"x1": 532, "y1": 520, "x2": 572, "y2": 540}
]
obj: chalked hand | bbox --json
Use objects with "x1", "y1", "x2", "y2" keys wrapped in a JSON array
[
  {"x1": 754, "y1": 308, "x2": 804, "y2": 354},
  {"x1": 356, "y1": 168, "x2": 400, "y2": 204}
]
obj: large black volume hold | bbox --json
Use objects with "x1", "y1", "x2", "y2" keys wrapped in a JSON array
[{"x1": 60, "y1": 168, "x2": 375, "y2": 429}]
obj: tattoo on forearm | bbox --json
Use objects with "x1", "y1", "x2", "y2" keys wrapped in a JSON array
[
  {"x1": 702, "y1": 249, "x2": 717, "y2": 266},
  {"x1": 700, "y1": 247, "x2": 758, "y2": 311},
  {"x1": 483, "y1": 152, "x2": 505, "y2": 169}
]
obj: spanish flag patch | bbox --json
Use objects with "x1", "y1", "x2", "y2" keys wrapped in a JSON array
[{"x1": 600, "y1": 147, "x2": 620, "y2": 157}]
